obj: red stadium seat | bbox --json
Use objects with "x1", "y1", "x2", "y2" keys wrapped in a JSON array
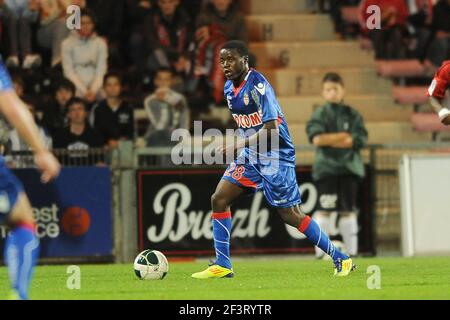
[
  {"x1": 341, "y1": 6, "x2": 360, "y2": 24},
  {"x1": 376, "y1": 60, "x2": 425, "y2": 78},
  {"x1": 393, "y1": 86, "x2": 429, "y2": 104},
  {"x1": 411, "y1": 113, "x2": 450, "y2": 132}
]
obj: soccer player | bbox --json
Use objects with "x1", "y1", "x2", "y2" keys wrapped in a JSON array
[
  {"x1": 0, "y1": 58, "x2": 61, "y2": 299},
  {"x1": 191, "y1": 41, "x2": 356, "y2": 279},
  {"x1": 427, "y1": 60, "x2": 450, "y2": 125}
]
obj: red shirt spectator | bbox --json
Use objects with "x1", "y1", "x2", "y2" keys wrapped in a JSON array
[{"x1": 360, "y1": 0, "x2": 410, "y2": 31}]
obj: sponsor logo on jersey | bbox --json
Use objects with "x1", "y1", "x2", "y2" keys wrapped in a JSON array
[
  {"x1": 255, "y1": 83, "x2": 266, "y2": 95},
  {"x1": 232, "y1": 111, "x2": 263, "y2": 128}
]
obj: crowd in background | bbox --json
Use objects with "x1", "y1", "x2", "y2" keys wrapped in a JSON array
[
  {"x1": 329, "y1": 0, "x2": 450, "y2": 74},
  {"x1": 0, "y1": 0, "x2": 248, "y2": 156},
  {"x1": 0, "y1": 0, "x2": 449, "y2": 157}
]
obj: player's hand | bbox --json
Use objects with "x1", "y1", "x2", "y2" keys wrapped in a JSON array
[
  {"x1": 34, "y1": 151, "x2": 61, "y2": 183},
  {"x1": 215, "y1": 144, "x2": 236, "y2": 157},
  {"x1": 441, "y1": 115, "x2": 450, "y2": 126}
]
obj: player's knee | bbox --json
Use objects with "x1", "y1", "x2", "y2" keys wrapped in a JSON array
[
  {"x1": 211, "y1": 192, "x2": 228, "y2": 211},
  {"x1": 339, "y1": 211, "x2": 356, "y2": 218},
  {"x1": 9, "y1": 193, "x2": 35, "y2": 225}
]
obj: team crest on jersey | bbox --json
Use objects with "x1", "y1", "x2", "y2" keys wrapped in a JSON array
[{"x1": 243, "y1": 93, "x2": 249, "y2": 106}]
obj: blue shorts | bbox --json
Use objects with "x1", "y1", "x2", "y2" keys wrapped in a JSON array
[
  {"x1": 222, "y1": 160, "x2": 302, "y2": 208},
  {"x1": 0, "y1": 157, "x2": 24, "y2": 224}
]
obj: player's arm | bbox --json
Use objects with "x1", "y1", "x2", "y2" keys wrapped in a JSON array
[
  {"x1": 0, "y1": 90, "x2": 60, "y2": 182},
  {"x1": 217, "y1": 120, "x2": 279, "y2": 155},
  {"x1": 312, "y1": 132, "x2": 352, "y2": 148},
  {"x1": 429, "y1": 95, "x2": 450, "y2": 125},
  {"x1": 427, "y1": 68, "x2": 450, "y2": 125},
  {"x1": 239, "y1": 119, "x2": 278, "y2": 149}
]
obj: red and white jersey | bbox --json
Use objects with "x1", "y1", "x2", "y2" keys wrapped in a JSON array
[{"x1": 427, "y1": 60, "x2": 450, "y2": 100}]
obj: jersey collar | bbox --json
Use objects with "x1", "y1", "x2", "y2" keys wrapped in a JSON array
[{"x1": 232, "y1": 70, "x2": 252, "y2": 97}]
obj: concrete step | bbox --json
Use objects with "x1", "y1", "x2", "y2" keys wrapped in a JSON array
[
  {"x1": 278, "y1": 95, "x2": 413, "y2": 123},
  {"x1": 240, "y1": 0, "x2": 311, "y2": 14},
  {"x1": 260, "y1": 67, "x2": 392, "y2": 95},
  {"x1": 250, "y1": 41, "x2": 374, "y2": 68},
  {"x1": 246, "y1": 14, "x2": 335, "y2": 42},
  {"x1": 288, "y1": 121, "x2": 432, "y2": 146}
]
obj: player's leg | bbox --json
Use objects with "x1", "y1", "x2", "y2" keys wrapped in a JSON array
[
  {"x1": 337, "y1": 175, "x2": 360, "y2": 257},
  {"x1": 209, "y1": 178, "x2": 246, "y2": 270},
  {"x1": 192, "y1": 162, "x2": 261, "y2": 279},
  {"x1": 313, "y1": 177, "x2": 337, "y2": 258},
  {"x1": 312, "y1": 211, "x2": 331, "y2": 258},
  {"x1": 262, "y1": 166, "x2": 355, "y2": 276},
  {"x1": 4, "y1": 192, "x2": 39, "y2": 300}
]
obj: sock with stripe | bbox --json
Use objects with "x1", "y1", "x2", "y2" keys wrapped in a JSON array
[
  {"x1": 4, "y1": 223, "x2": 40, "y2": 300},
  {"x1": 212, "y1": 211, "x2": 232, "y2": 269},
  {"x1": 299, "y1": 215, "x2": 348, "y2": 261}
]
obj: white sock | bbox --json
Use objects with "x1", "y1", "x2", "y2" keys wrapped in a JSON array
[
  {"x1": 338, "y1": 213, "x2": 359, "y2": 256},
  {"x1": 312, "y1": 212, "x2": 330, "y2": 258}
]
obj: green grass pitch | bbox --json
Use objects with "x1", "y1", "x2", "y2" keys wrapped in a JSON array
[{"x1": 1, "y1": 256, "x2": 449, "y2": 300}]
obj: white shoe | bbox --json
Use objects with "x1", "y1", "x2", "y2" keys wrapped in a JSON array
[
  {"x1": 6, "y1": 56, "x2": 19, "y2": 67},
  {"x1": 22, "y1": 54, "x2": 42, "y2": 69}
]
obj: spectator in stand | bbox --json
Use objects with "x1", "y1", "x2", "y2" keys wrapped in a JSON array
[
  {"x1": 90, "y1": 72, "x2": 134, "y2": 149},
  {"x1": 407, "y1": 0, "x2": 433, "y2": 60},
  {"x1": 144, "y1": 67, "x2": 190, "y2": 146},
  {"x1": 61, "y1": 9, "x2": 108, "y2": 104},
  {"x1": 41, "y1": 78, "x2": 75, "y2": 136},
  {"x1": 0, "y1": 0, "x2": 41, "y2": 68},
  {"x1": 142, "y1": 0, "x2": 193, "y2": 74},
  {"x1": 36, "y1": 0, "x2": 81, "y2": 67},
  {"x1": 328, "y1": 0, "x2": 362, "y2": 37},
  {"x1": 126, "y1": 0, "x2": 154, "y2": 72},
  {"x1": 53, "y1": 97, "x2": 104, "y2": 150},
  {"x1": 195, "y1": 0, "x2": 248, "y2": 104},
  {"x1": 7, "y1": 97, "x2": 52, "y2": 168},
  {"x1": 424, "y1": 0, "x2": 450, "y2": 71},
  {"x1": 86, "y1": 0, "x2": 126, "y2": 68},
  {"x1": 360, "y1": 0, "x2": 410, "y2": 59}
]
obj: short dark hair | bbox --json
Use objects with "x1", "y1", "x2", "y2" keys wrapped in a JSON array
[
  {"x1": 11, "y1": 74, "x2": 25, "y2": 88},
  {"x1": 322, "y1": 72, "x2": 344, "y2": 86},
  {"x1": 80, "y1": 8, "x2": 96, "y2": 25},
  {"x1": 56, "y1": 78, "x2": 76, "y2": 94},
  {"x1": 155, "y1": 67, "x2": 173, "y2": 77},
  {"x1": 66, "y1": 97, "x2": 87, "y2": 111},
  {"x1": 221, "y1": 40, "x2": 249, "y2": 57},
  {"x1": 103, "y1": 71, "x2": 122, "y2": 85}
]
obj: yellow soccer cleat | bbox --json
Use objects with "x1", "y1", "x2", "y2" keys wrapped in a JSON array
[
  {"x1": 333, "y1": 258, "x2": 356, "y2": 277},
  {"x1": 7, "y1": 290, "x2": 20, "y2": 300},
  {"x1": 191, "y1": 264, "x2": 234, "y2": 279}
]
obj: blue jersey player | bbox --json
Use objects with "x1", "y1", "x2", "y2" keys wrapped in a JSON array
[
  {"x1": 191, "y1": 41, "x2": 356, "y2": 279},
  {"x1": 0, "y1": 57, "x2": 60, "y2": 299}
]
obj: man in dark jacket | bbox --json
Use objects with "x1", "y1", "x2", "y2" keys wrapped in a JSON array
[
  {"x1": 306, "y1": 72, "x2": 368, "y2": 258},
  {"x1": 90, "y1": 72, "x2": 134, "y2": 149}
]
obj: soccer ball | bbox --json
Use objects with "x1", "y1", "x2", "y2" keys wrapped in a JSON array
[{"x1": 133, "y1": 249, "x2": 169, "y2": 280}]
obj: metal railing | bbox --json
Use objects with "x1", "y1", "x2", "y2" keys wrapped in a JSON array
[
  {"x1": 5, "y1": 142, "x2": 449, "y2": 257},
  {"x1": 5, "y1": 148, "x2": 110, "y2": 168}
]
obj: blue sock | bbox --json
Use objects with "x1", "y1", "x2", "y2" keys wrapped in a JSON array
[
  {"x1": 299, "y1": 216, "x2": 348, "y2": 261},
  {"x1": 212, "y1": 211, "x2": 232, "y2": 269},
  {"x1": 5, "y1": 224, "x2": 40, "y2": 300}
]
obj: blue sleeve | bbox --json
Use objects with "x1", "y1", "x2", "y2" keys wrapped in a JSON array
[
  {"x1": 254, "y1": 80, "x2": 279, "y2": 123},
  {"x1": 0, "y1": 62, "x2": 13, "y2": 92}
]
